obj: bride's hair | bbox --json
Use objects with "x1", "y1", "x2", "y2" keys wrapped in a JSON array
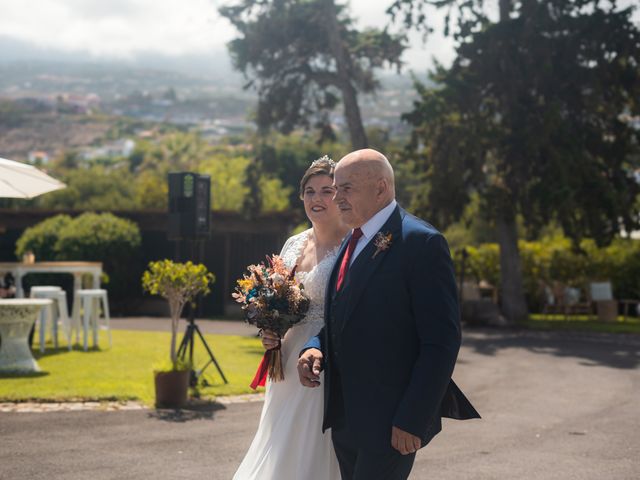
[{"x1": 299, "y1": 155, "x2": 335, "y2": 198}]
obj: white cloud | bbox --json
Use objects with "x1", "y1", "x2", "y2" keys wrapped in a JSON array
[
  {"x1": 3, "y1": 0, "x2": 634, "y2": 70},
  {"x1": 0, "y1": 0, "x2": 453, "y2": 69},
  {"x1": 0, "y1": 0, "x2": 232, "y2": 58}
]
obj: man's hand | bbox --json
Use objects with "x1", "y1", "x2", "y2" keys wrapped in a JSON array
[
  {"x1": 391, "y1": 426, "x2": 421, "y2": 455},
  {"x1": 297, "y1": 348, "x2": 323, "y2": 387}
]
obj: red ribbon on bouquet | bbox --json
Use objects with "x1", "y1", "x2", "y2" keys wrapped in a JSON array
[
  {"x1": 250, "y1": 338, "x2": 284, "y2": 389},
  {"x1": 249, "y1": 350, "x2": 271, "y2": 389}
]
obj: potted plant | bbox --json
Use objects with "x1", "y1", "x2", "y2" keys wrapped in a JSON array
[{"x1": 142, "y1": 259, "x2": 215, "y2": 408}]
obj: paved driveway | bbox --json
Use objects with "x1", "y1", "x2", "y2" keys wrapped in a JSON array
[{"x1": 1, "y1": 328, "x2": 639, "y2": 479}]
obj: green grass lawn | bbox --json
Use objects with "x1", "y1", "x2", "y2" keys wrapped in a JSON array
[
  {"x1": 2, "y1": 315, "x2": 637, "y2": 406},
  {"x1": 524, "y1": 314, "x2": 640, "y2": 334},
  {"x1": 0, "y1": 330, "x2": 265, "y2": 405}
]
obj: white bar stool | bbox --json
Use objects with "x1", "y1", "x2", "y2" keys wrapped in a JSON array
[
  {"x1": 72, "y1": 289, "x2": 112, "y2": 351},
  {"x1": 29, "y1": 286, "x2": 71, "y2": 352}
]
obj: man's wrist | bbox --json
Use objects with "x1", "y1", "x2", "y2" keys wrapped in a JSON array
[
  {"x1": 299, "y1": 346, "x2": 313, "y2": 358},
  {"x1": 301, "y1": 336, "x2": 322, "y2": 354}
]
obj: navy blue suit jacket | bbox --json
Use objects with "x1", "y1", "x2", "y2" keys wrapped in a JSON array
[{"x1": 304, "y1": 205, "x2": 479, "y2": 451}]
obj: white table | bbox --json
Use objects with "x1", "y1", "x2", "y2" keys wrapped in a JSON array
[
  {"x1": 0, "y1": 262, "x2": 102, "y2": 298},
  {"x1": 0, "y1": 298, "x2": 53, "y2": 372}
]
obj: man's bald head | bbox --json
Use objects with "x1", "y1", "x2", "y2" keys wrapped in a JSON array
[
  {"x1": 332, "y1": 149, "x2": 396, "y2": 228},
  {"x1": 336, "y1": 149, "x2": 395, "y2": 199}
]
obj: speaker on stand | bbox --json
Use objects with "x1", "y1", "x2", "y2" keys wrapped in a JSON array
[
  {"x1": 167, "y1": 172, "x2": 227, "y2": 386},
  {"x1": 168, "y1": 172, "x2": 211, "y2": 240}
]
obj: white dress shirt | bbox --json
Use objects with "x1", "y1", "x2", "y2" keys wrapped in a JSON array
[{"x1": 349, "y1": 199, "x2": 397, "y2": 266}]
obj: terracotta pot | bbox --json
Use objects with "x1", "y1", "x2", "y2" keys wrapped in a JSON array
[{"x1": 154, "y1": 369, "x2": 190, "y2": 408}]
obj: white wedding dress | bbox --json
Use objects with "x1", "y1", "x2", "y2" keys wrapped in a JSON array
[{"x1": 233, "y1": 229, "x2": 342, "y2": 480}]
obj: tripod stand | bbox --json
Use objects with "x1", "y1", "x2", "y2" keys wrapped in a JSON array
[
  {"x1": 168, "y1": 173, "x2": 227, "y2": 387},
  {"x1": 176, "y1": 303, "x2": 228, "y2": 387}
]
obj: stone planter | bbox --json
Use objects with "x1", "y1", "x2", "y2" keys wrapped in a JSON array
[{"x1": 154, "y1": 369, "x2": 190, "y2": 408}]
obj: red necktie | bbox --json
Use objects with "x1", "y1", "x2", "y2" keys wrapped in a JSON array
[{"x1": 336, "y1": 228, "x2": 363, "y2": 291}]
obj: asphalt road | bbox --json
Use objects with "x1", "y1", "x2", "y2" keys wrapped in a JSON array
[{"x1": 1, "y1": 328, "x2": 639, "y2": 480}]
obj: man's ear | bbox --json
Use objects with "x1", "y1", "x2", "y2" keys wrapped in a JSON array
[{"x1": 376, "y1": 178, "x2": 388, "y2": 198}]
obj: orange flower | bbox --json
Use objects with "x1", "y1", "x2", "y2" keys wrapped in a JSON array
[{"x1": 372, "y1": 232, "x2": 393, "y2": 259}]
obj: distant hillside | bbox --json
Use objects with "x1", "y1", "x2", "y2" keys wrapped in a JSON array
[
  {"x1": 0, "y1": 108, "x2": 116, "y2": 161},
  {"x1": 0, "y1": 60, "x2": 245, "y2": 101},
  {"x1": 0, "y1": 46, "x2": 433, "y2": 160},
  {"x1": 0, "y1": 35, "x2": 239, "y2": 81}
]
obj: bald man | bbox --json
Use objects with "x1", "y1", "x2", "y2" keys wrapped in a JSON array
[{"x1": 298, "y1": 149, "x2": 479, "y2": 479}]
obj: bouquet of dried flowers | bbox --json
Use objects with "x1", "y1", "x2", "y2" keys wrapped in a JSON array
[{"x1": 232, "y1": 254, "x2": 310, "y2": 388}]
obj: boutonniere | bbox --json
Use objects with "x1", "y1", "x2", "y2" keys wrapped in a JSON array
[{"x1": 372, "y1": 232, "x2": 392, "y2": 259}]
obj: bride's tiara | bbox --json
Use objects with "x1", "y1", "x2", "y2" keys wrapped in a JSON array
[{"x1": 310, "y1": 155, "x2": 336, "y2": 168}]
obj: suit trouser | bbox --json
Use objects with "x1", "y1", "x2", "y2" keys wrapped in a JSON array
[
  {"x1": 331, "y1": 421, "x2": 416, "y2": 480},
  {"x1": 327, "y1": 358, "x2": 417, "y2": 479}
]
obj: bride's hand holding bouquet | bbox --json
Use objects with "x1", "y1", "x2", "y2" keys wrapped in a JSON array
[
  {"x1": 232, "y1": 254, "x2": 310, "y2": 388},
  {"x1": 260, "y1": 330, "x2": 280, "y2": 350}
]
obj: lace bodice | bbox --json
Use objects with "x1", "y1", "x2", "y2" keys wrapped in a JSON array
[{"x1": 280, "y1": 229, "x2": 339, "y2": 326}]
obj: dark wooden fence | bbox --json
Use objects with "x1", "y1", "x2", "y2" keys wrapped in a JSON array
[{"x1": 0, "y1": 209, "x2": 300, "y2": 317}]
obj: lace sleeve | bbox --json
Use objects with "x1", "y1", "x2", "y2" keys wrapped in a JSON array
[
  {"x1": 278, "y1": 230, "x2": 310, "y2": 270},
  {"x1": 279, "y1": 235, "x2": 295, "y2": 257}
]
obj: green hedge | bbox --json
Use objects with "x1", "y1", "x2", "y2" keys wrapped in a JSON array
[
  {"x1": 15, "y1": 212, "x2": 142, "y2": 307},
  {"x1": 15, "y1": 214, "x2": 72, "y2": 261},
  {"x1": 455, "y1": 237, "x2": 640, "y2": 312}
]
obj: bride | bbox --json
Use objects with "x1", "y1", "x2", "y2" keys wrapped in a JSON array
[{"x1": 233, "y1": 156, "x2": 348, "y2": 480}]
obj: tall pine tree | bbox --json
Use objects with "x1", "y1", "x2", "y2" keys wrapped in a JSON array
[{"x1": 220, "y1": 0, "x2": 405, "y2": 149}]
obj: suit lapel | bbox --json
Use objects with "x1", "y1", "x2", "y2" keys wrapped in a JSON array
[{"x1": 342, "y1": 206, "x2": 404, "y2": 329}]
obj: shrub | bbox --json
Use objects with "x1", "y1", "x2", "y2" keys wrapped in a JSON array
[
  {"x1": 464, "y1": 243, "x2": 500, "y2": 287},
  {"x1": 454, "y1": 236, "x2": 640, "y2": 312},
  {"x1": 601, "y1": 239, "x2": 640, "y2": 300},
  {"x1": 55, "y1": 212, "x2": 142, "y2": 302},
  {"x1": 15, "y1": 212, "x2": 142, "y2": 307},
  {"x1": 142, "y1": 260, "x2": 215, "y2": 369},
  {"x1": 15, "y1": 214, "x2": 72, "y2": 261},
  {"x1": 54, "y1": 212, "x2": 140, "y2": 262}
]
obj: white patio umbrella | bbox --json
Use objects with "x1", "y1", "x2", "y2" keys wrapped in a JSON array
[{"x1": 0, "y1": 157, "x2": 66, "y2": 199}]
